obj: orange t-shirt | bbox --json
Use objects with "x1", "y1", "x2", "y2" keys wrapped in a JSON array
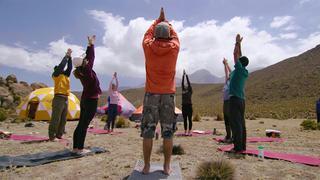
[{"x1": 142, "y1": 20, "x2": 180, "y2": 94}]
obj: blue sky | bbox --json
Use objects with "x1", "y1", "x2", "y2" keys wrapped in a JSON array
[{"x1": 0, "y1": 0, "x2": 320, "y2": 90}]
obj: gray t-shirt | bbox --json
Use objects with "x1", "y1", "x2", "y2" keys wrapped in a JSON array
[{"x1": 223, "y1": 80, "x2": 230, "y2": 101}]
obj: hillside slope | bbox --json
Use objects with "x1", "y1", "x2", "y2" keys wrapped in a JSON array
[{"x1": 74, "y1": 44, "x2": 320, "y2": 119}]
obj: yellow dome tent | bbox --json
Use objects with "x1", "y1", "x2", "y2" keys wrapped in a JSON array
[{"x1": 16, "y1": 87, "x2": 80, "y2": 121}]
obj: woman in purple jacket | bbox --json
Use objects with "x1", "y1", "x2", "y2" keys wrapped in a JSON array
[{"x1": 72, "y1": 35, "x2": 102, "y2": 154}]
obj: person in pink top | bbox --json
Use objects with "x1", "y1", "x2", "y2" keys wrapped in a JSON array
[{"x1": 104, "y1": 72, "x2": 119, "y2": 132}]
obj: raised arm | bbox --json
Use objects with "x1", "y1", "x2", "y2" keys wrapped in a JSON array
[
  {"x1": 143, "y1": 8, "x2": 165, "y2": 47},
  {"x1": 114, "y1": 72, "x2": 119, "y2": 90},
  {"x1": 233, "y1": 34, "x2": 243, "y2": 64},
  {"x1": 108, "y1": 77, "x2": 113, "y2": 92},
  {"x1": 186, "y1": 74, "x2": 192, "y2": 93},
  {"x1": 53, "y1": 48, "x2": 72, "y2": 77},
  {"x1": 86, "y1": 35, "x2": 96, "y2": 70},
  {"x1": 169, "y1": 25, "x2": 180, "y2": 50},
  {"x1": 64, "y1": 57, "x2": 73, "y2": 77},
  {"x1": 223, "y1": 58, "x2": 230, "y2": 83},
  {"x1": 182, "y1": 70, "x2": 185, "y2": 90}
]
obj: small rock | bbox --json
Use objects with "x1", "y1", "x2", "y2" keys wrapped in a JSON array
[
  {"x1": 30, "y1": 82, "x2": 48, "y2": 90},
  {"x1": 272, "y1": 125, "x2": 277, "y2": 127},
  {"x1": 25, "y1": 122, "x2": 35, "y2": 127},
  {"x1": 19, "y1": 81, "x2": 29, "y2": 87}
]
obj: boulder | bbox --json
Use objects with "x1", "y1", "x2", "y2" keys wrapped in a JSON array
[
  {"x1": 0, "y1": 86, "x2": 14, "y2": 108},
  {"x1": 9, "y1": 83, "x2": 33, "y2": 98},
  {"x1": 0, "y1": 86, "x2": 10, "y2": 97},
  {"x1": 2, "y1": 95, "x2": 14, "y2": 108},
  {"x1": 31, "y1": 82, "x2": 48, "y2": 90},
  {"x1": 6, "y1": 74, "x2": 17, "y2": 85},
  {"x1": 19, "y1": 81, "x2": 29, "y2": 87},
  {"x1": 0, "y1": 76, "x2": 5, "y2": 86}
]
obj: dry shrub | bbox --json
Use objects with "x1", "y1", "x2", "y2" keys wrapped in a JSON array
[
  {"x1": 193, "y1": 114, "x2": 201, "y2": 122},
  {"x1": 0, "y1": 108, "x2": 7, "y2": 122},
  {"x1": 196, "y1": 159, "x2": 235, "y2": 180},
  {"x1": 300, "y1": 119, "x2": 319, "y2": 130},
  {"x1": 215, "y1": 113, "x2": 223, "y2": 121},
  {"x1": 158, "y1": 144, "x2": 185, "y2": 155},
  {"x1": 115, "y1": 116, "x2": 130, "y2": 128},
  {"x1": 100, "y1": 115, "x2": 108, "y2": 122}
]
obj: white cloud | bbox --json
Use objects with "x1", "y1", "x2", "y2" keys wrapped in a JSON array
[
  {"x1": 0, "y1": 11, "x2": 319, "y2": 79},
  {"x1": 279, "y1": 33, "x2": 298, "y2": 39},
  {"x1": 270, "y1": 16, "x2": 294, "y2": 29},
  {"x1": 299, "y1": 0, "x2": 311, "y2": 5}
]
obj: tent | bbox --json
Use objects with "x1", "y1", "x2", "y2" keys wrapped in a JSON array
[
  {"x1": 16, "y1": 87, "x2": 80, "y2": 121},
  {"x1": 130, "y1": 105, "x2": 183, "y2": 122},
  {"x1": 96, "y1": 93, "x2": 136, "y2": 118}
]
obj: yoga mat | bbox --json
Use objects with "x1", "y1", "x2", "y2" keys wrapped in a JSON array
[
  {"x1": 2, "y1": 134, "x2": 70, "y2": 146},
  {"x1": 176, "y1": 130, "x2": 212, "y2": 137},
  {"x1": 218, "y1": 145, "x2": 320, "y2": 166},
  {"x1": 0, "y1": 147, "x2": 107, "y2": 169},
  {"x1": 8, "y1": 134, "x2": 49, "y2": 142},
  {"x1": 128, "y1": 160, "x2": 182, "y2": 180},
  {"x1": 87, "y1": 128, "x2": 123, "y2": 135},
  {"x1": 213, "y1": 137, "x2": 284, "y2": 143}
]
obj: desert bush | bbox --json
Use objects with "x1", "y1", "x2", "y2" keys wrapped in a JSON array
[
  {"x1": 300, "y1": 119, "x2": 318, "y2": 130},
  {"x1": 0, "y1": 108, "x2": 7, "y2": 122},
  {"x1": 215, "y1": 113, "x2": 223, "y2": 121},
  {"x1": 10, "y1": 117, "x2": 24, "y2": 123},
  {"x1": 193, "y1": 114, "x2": 201, "y2": 122},
  {"x1": 196, "y1": 159, "x2": 235, "y2": 180},
  {"x1": 115, "y1": 116, "x2": 130, "y2": 128},
  {"x1": 172, "y1": 144, "x2": 185, "y2": 155},
  {"x1": 100, "y1": 115, "x2": 108, "y2": 122},
  {"x1": 158, "y1": 144, "x2": 185, "y2": 155}
]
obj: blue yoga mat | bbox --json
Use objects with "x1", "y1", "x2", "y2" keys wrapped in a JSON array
[{"x1": 0, "y1": 147, "x2": 107, "y2": 169}]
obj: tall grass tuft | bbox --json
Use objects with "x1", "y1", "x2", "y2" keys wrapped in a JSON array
[{"x1": 196, "y1": 159, "x2": 235, "y2": 180}]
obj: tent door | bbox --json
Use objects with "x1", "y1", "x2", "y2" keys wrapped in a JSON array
[{"x1": 27, "y1": 102, "x2": 39, "y2": 119}]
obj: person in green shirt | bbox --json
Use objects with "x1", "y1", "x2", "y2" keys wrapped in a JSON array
[{"x1": 229, "y1": 34, "x2": 249, "y2": 152}]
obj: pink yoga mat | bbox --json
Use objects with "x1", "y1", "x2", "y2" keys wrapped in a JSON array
[
  {"x1": 87, "y1": 128, "x2": 123, "y2": 135},
  {"x1": 213, "y1": 137, "x2": 284, "y2": 143},
  {"x1": 218, "y1": 145, "x2": 320, "y2": 166},
  {"x1": 8, "y1": 134, "x2": 49, "y2": 142},
  {"x1": 176, "y1": 130, "x2": 212, "y2": 137},
  {"x1": 3, "y1": 134, "x2": 70, "y2": 146}
]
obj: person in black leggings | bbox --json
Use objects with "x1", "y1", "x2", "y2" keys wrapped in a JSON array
[
  {"x1": 182, "y1": 70, "x2": 193, "y2": 136},
  {"x1": 72, "y1": 35, "x2": 102, "y2": 154}
]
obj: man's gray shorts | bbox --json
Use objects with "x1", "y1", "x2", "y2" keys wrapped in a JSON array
[{"x1": 140, "y1": 93, "x2": 176, "y2": 139}]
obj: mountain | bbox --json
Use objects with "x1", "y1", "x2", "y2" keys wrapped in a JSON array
[
  {"x1": 120, "y1": 44, "x2": 320, "y2": 119},
  {"x1": 189, "y1": 69, "x2": 224, "y2": 84}
]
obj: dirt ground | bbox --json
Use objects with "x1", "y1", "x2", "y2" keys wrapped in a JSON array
[{"x1": 0, "y1": 118, "x2": 319, "y2": 180}]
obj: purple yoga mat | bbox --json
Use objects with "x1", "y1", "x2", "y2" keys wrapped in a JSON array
[
  {"x1": 218, "y1": 145, "x2": 320, "y2": 166},
  {"x1": 176, "y1": 130, "x2": 212, "y2": 137},
  {"x1": 87, "y1": 128, "x2": 123, "y2": 135},
  {"x1": 213, "y1": 137, "x2": 284, "y2": 143}
]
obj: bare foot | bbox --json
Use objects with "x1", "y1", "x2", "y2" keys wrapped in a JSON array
[
  {"x1": 49, "y1": 137, "x2": 59, "y2": 142},
  {"x1": 72, "y1": 148, "x2": 80, "y2": 153},
  {"x1": 163, "y1": 164, "x2": 171, "y2": 175},
  {"x1": 142, "y1": 164, "x2": 150, "y2": 174}
]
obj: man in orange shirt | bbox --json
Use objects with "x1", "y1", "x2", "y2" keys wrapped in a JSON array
[{"x1": 141, "y1": 7, "x2": 180, "y2": 175}]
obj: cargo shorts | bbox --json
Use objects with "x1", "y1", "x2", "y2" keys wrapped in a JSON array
[{"x1": 140, "y1": 93, "x2": 177, "y2": 139}]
